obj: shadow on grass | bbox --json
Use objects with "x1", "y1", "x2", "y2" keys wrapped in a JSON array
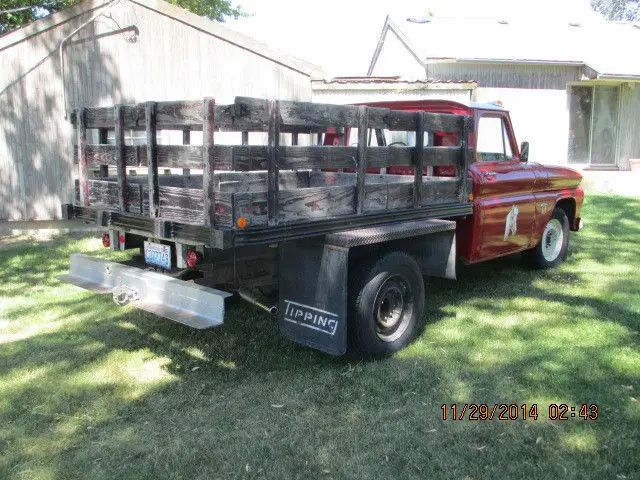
[{"x1": 1, "y1": 195, "x2": 639, "y2": 479}]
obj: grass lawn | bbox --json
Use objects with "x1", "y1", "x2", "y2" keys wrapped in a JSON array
[{"x1": 1, "y1": 193, "x2": 639, "y2": 479}]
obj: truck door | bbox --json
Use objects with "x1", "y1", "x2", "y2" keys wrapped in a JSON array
[{"x1": 471, "y1": 112, "x2": 537, "y2": 261}]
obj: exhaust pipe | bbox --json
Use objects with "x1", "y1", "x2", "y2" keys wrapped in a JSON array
[{"x1": 238, "y1": 289, "x2": 277, "y2": 315}]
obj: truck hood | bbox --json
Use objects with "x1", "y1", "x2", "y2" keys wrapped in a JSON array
[{"x1": 536, "y1": 164, "x2": 583, "y2": 190}]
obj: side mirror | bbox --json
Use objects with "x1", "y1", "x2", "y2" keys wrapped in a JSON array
[{"x1": 520, "y1": 141, "x2": 529, "y2": 163}]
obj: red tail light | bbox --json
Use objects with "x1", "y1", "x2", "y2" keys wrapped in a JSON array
[
  {"x1": 102, "y1": 232, "x2": 111, "y2": 248},
  {"x1": 186, "y1": 250, "x2": 202, "y2": 268},
  {"x1": 119, "y1": 234, "x2": 126, "y2": 245}
]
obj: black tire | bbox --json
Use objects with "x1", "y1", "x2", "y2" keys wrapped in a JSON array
[
  {"x1": 349, "y1": 252, "x2": 425, "y2": 359},
  {"x1": 523, "y1": 207, "x2": 570, "y2": 269}
]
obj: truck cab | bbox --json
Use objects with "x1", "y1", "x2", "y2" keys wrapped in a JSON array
[{"x1": 332, "y1": 99, "x2": 585, "y2": 267}]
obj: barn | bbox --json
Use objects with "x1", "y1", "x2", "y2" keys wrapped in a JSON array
[
  {"x1": 366, "y1": 15, "x2": 640, "y2": 178},
  {"x1": 0, "y1": 0, "x2": 321, "y2": 220}
]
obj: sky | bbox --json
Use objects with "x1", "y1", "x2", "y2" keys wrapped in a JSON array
[{"x1": 226, "y1": 0, "x2": 603, "y2": 78}]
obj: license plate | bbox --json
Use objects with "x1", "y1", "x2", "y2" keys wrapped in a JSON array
[{"x1": 144, "y1": 241, "x2": 172, "y2": 269}]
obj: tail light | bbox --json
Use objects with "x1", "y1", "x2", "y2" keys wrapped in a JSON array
[
  {"x1": 102, "y1": 232, "x2": 111, "y2": 248},
  {"x1": 119, "y1": 234, "x2": 126, "y2": 245},
  {"x1": 186, "y1": 250, "x2": 202, "y2": 268}
]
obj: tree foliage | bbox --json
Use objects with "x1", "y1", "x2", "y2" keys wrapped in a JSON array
[
  {"x1": 591, "y1": 0, "x2": 640, "y2": 20},
  {"x1": 0, "y1": 0, "x2": 246, "y2": 34}
]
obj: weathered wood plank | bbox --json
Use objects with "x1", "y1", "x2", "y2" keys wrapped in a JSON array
[
  {"x1": 414, "y1": 112, "x2": 425, "y2": 207},
  {"x1": 355, "y1": 106, "x2": 368, "y2": 214},
  {"x1": 77, "y1": 108, "x2": 89, "y2": 206},
  {"x1": 217, "y1": 171, "x2": 302, "y2": 193},
  {"x1": 202, "y1": 98, "x2": 216, "y2": 226},
  {"x1": 421, "y1": 178, "x2": 458, "y2": 205},
  {"x1": 86, "y1": 180, "x2": 143, "y2": 214},
  {"x1": 278, "y1": 185, "x2": 355, "y2": 224},
  {"x1": 146, "y1": 102, "x2": 159, "y2": 218},
  {"x1": 157, "y1": 145, "x2": 203, "y2": 169},
  {"x1": 77, "y1": 145, "x2": 136, "y2": 166},
  {"x1": 218, "y1": 145, "x2": 268, "y2": 171},
  {"x1": 98, "y1": 129, "x2": 109, "y2": 177},
  {"x1": 158, "y1": 186, "x2": 204, "y2": 224},
  {"x1": 387, "y1": 183, "x2": 414, "y2": 210},
  {"x1": 458, "y1": 116, "x2": 474, "y2": 202},
  {"x1": 267, "y1": 100, "x2": 280, "y2": 226},
  {"x1": 279, "y1": 146, "x2": 357, "y2": 170},
  {"x1": 156, "y1": 101, "x2": 202, "y2": 128},
  {"x1": 214, "y1": 193, "x2": 234, "y2": 227},
  {"x1": 114, "y1": 105, "x2": 127, "y2": 212},
  {"x1": 367, "y1": 146, "x2": 413, "y2": 167}
]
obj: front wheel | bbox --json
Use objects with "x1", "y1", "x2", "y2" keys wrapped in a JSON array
[
  {"x1": 349, "y1": 252, "x2": 425, "y2": 359},
  {"x1": 523, "y1": 207, "x2": 570, "y2": 269}
]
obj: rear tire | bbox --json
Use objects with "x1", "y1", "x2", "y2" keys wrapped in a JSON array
[
  {"x1": 349, "y1": 252, "x2": 425, "y2": 359},
  {"x1": 523, "y1": 207, "x2": 570, "y2": 269}
]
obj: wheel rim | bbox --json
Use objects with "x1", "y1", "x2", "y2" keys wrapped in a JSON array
[
  {"x1": 541, "y1": 218, "x2": 564, "y2": 262},
  {"x1": 374, "y1": 275, "x2": 413, "y2": 342}
]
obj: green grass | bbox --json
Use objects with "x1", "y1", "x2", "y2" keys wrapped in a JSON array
[{"x1": 1, "y1": 194, "x2": 639, "y2": 480}]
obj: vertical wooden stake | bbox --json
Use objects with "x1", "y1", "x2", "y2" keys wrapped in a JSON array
[
  {"x1": 267, "y1": 100, "x2": 281, "y2": 226},
  {"x1": 413, "y1": 111, "x2": 425, "y2": 208},
  {"x1": 145, "y1": 101, "x2": 159, "y2": 218},
  {"x1": 458, "y1": 115, "x2": 474, "y2": 203},
  {"x1": 114, "y1": 104, "x2": 127, "y2": 212},
  {"x1": 202, "y1": 97, "x2": 216, "y2": 227},
  {"x1": 291, "y1": 132, "x2": 299, "y2": 146},
  {"x1": 355, "y1": 106, "x2": 368, "y2": 214},
  {"x1": 241, "y1": 131, "x2": 249, "y2": 145},
  {"x1": 182, "y1": 129, "x2": 191, "y2": 176},
  {"x1": 98, "y1": 128, "x2": 109, "y2": 178},
  {"x1": 77, "y1": 107, "x2": 89, "y2": 206}
]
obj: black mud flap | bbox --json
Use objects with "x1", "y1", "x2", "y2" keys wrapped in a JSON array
[{"x1": 278, "y1": 240, "x2": 348, "y2": 356}]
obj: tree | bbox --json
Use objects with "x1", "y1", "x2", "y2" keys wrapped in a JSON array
[
  {"x1": 591, "y1": 0, "x2": 640, "y2": 20},
  {"x1": 0, "y1": 0, "x2": 246, "y2": 34}
]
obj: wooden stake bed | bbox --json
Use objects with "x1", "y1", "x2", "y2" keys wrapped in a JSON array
[{"x1": 68, "y1": 97, "x2": 474, "y2": 249}]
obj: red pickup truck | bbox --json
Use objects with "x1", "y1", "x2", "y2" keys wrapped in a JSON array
[
  {"x1": 60, "y1": 97, "x2": 584, "y2": 359},
  {"x1": 346, "y1": 100, "x2": 584, "y2": 268}
]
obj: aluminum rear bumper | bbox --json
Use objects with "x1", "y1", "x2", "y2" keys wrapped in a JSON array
[{"x1": 58, "y1": 254, "x2": 232, "y2": 329}]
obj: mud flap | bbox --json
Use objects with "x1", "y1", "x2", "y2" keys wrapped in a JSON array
[{"x1": 278, "y1": 240, "x2": 348, "y2": 356}]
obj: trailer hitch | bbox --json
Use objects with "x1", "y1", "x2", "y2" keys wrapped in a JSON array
[{"x1": 112, "y1": 285, "x2": 140, "y2": 306}]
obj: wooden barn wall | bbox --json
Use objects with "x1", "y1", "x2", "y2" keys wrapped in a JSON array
[
  {"x1": 617, "y1": 83, "x2": 640, "y2": 170},
  {"x1": 0, "y1": 2, "x2": 311, "y2": 220},
  {"x1": 427, "y1": 63, "x2": 582, "y2": 90}
]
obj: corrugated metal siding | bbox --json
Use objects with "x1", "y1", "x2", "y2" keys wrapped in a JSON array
[
  {"x1": 428, "y1": 63, "x2": 582, "y2": 90},
  {"x1": 617, "y1": 83, "x2": 640, "y2": 170},
  {"x1": 0, "y1": 2, "x2": 311, "y2": 220}
]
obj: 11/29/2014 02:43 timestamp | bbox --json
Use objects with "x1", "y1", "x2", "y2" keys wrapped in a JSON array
[{"x1": 441, "y1": 404, "x2": 599, "y2": 421}]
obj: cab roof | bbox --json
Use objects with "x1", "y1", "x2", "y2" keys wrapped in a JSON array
[{"x1": 358, "y1": 99, "x2": 507, "y2": 115}]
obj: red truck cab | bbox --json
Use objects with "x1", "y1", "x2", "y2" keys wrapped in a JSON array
[{"x1": 327, "y1": 99, "x2": 584, "y2": 268}]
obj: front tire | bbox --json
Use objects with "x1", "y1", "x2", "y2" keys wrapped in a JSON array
[
  {"x1": 349, "y1": 252, "x2": 425, "y2": 359},
  {"x1": 523, "y1": 207, "x2": 570, "y2": 269}
]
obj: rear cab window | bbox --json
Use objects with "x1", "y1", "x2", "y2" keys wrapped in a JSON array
[{"x1": 476, "y1": 115, "x2": 514, "y2": 162}]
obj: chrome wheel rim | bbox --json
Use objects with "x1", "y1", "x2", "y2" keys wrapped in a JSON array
[
  {"x1": 541, "y1": 218, "x2": 563, "y2": 262},
  {"x1": 374, "y1": 275, "x2": 412, "y2": 342}
]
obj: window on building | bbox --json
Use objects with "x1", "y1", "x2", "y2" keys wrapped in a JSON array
[
  {"x1": 476, "y1": 116, "x2": 513, "y2": 161},
  {"x1": 568, "y1": 86, "x2": 592, "y2": 164}
]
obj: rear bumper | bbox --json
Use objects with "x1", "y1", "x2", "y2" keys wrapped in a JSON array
[{"x1": 58, "y1": 254, "x2": 232, "y2": 329}]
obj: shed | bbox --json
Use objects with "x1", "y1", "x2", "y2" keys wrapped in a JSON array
[
  {"x1": 367, "y1": 15, "x2": 640, "y2": 172},
  {"x1": 0, "y1": 0, "x2": 322, "y2": 220}
]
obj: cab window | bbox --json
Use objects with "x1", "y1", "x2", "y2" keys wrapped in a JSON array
[{"x1": 476, "y1": 116, "x2": 513, "y2": 162}]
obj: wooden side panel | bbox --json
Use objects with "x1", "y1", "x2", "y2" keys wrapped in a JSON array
[{"x1": 158, "y1": 186, "x2": 205, "y2": 224}]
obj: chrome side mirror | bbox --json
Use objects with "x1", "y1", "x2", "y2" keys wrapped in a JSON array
[{"x1": 520, "y1": 141, "x2": 529, "y2": 163}]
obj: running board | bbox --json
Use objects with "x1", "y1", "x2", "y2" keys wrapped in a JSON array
[{"x1": 58, "y1": 254, "x2": 232, "y2": 329}]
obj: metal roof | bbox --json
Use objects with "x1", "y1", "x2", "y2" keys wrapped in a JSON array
[{"x1": 370, "y1": 15, "x2": 640, "y2": 80}]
